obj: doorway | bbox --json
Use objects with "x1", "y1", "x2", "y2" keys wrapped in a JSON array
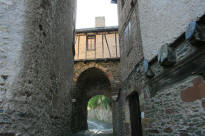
[{"x1": 128, "y1": 92, "x2": 143, "y2": 136}]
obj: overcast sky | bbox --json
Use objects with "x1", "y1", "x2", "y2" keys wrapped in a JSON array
[{"x1": 76, "y1": 0, "x2": 118, "y2": 29}]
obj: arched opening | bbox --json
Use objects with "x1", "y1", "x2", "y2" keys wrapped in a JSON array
[
  {"x1": 71, "y1": 67, "x2": 113, "y2": 134},
  {"x1": 77, "y1": 67, "x2": 111, "y2": 98}
]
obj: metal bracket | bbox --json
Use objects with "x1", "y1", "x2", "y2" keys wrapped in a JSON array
[
  {"x1": 186, "y1": 21, "x2": 205, "y2": 46},
  {"x1": 158, "y1": 44, "x2": 176, "y2": 66},
  {"x1": 143, "y1": 59, "x2": 155, "y2": 78}
]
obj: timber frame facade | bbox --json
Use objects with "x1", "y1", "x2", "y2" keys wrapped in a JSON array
[{"x1": 74, "y1": 26, "x2": 120, "y2": 61}]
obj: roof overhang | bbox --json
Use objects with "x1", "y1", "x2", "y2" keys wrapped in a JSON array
[
  {"x1": 76, "y1": 26, "x2": 118, "y2": 34},
  {"x1": 111, "y1": 0, "x2": 117, "y2": 4}
]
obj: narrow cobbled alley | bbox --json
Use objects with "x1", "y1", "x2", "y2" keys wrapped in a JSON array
[
  {"x1": 73, "y1": 120, "x2": 113, "y2": 136},
  {"x1": 0, "y1": 0, "x2": 204, "y2": 136}
]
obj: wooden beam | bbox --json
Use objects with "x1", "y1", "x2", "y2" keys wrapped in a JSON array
[
  {"x1": 95, "y1": 35, "x2": 96, "y2": 59},
  {"x1": 86, "y1": 34, "x2": 87, "y2": 59},
  {"x1": 102, "y1": 35, "x2": 104, "y2": 58},
  {"x1": 115, "y1": 33, "x2": 118, "y2": 57},
  {"x1": 78, "y1": 36, "x2": 80, "y2": 59},
  {"x1": 104, "y1": 34, "x2": 111, "y2": 58}
]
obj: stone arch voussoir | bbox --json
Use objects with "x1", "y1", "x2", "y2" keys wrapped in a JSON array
[{"x1": 73, "y1": 62, "x2": 114, "y2": 87}]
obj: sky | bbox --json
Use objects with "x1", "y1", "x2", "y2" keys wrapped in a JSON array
[{"x1": 76, "y1": 0, "x2": 118, "y2": 29}]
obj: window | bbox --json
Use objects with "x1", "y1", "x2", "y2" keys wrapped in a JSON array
[
  {"x1": 123, "y1": 21, "x2": 132, "y2": 56},
  {"x1": 131, "y1": 0, "x2": 137, "y2": 7},
  {"x1": 111, "y1": 0, "x2": 117, "y2": 4},
  {"x1": 86, "y1": 35, "x2": 96, "y2": 51},
  {"x1": 121, "y1": 0, "x2": 125, "y2": 8}
]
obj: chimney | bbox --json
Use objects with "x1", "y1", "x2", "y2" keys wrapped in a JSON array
[{"x1": 95, "y1": 16, "x2": 105, "y2": 27}]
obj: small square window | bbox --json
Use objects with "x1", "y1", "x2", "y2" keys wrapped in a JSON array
[{"x1": 86, "y1": 35, "x2": 96, "y2": 51}]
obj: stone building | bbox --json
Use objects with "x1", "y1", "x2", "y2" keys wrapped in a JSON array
[
  {"x1": 71, "y1": 18, "x2": 121, "y2": 133},
  {"x1": 115, "y1": 0, "x2": 205, "y2": 135},
  {"x1": 0, "y1": 0, "x2": 76, "y2": 135}
]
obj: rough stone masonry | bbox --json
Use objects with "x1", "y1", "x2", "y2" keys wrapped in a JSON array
[
  {"x1": 116, "y1": 0, "x2": 205, "y2": 135},
  {"x1": 0, "y1": 0, "x2": 76, "y2": 135}
]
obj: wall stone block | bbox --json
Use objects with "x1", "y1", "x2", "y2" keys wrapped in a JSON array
[{"x1": 181, "y1": 76, "x2": 205, "y2": 102}]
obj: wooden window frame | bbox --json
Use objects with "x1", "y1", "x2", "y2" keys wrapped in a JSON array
[{"x1": 86, "y1": 35, "x2": 96, "y2": 51}]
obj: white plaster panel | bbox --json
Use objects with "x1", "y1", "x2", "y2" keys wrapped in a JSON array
[{"x1": 138, "y1": 0, "x2": 205, "y2": 60}]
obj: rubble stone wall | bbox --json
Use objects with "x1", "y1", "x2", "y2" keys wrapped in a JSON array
[
  {"x1": 117, "y1": 0, "x2": 205, "y2": 135},
  {"x1": 0, "y1": 0, "x2": 76, "y2": 135}
]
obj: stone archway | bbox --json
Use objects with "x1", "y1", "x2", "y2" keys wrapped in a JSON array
[
  {"x1": 73, "y1": 62, "x2": 114, "y2": 87},
  {"x1": 73, "y1": 61, "x2": 121, "y2": 97},
  {"x1": 71, "y1": 67, "x2": 112, "y2": 133}
]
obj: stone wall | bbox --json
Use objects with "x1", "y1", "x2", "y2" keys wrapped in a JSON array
[
  {"x1": 118, "y1": 13, "x2": 205, "y2": 135},
  {"x1": 117, "y1": 0, "x2": 205, "y2": 135},
  {"x1": 112, "y1": 89, "x2": 126, "y2": 136},
  {"x1": 0, "y1": 0, "x2": 76, "y2": 135},
  {"x1": 144, "y1": 76, "x2": 205, "y2": 135},
  {"x1": 116, "y1": 0, "x2": 144, "y2": 135},
  {"x1": 142, "y1": 17, "x2": 205, "y2": 134},
  {"x1": 117, "y1": 0, "x2": 144, "y2": 81}
]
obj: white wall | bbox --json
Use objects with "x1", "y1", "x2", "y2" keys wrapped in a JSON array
[
  {"x1": 138, "y1": 0, "x2": 205, "y2": 60},
  {"x1": 0, "y1": 0, "x2": 25, "y2": 107}
]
